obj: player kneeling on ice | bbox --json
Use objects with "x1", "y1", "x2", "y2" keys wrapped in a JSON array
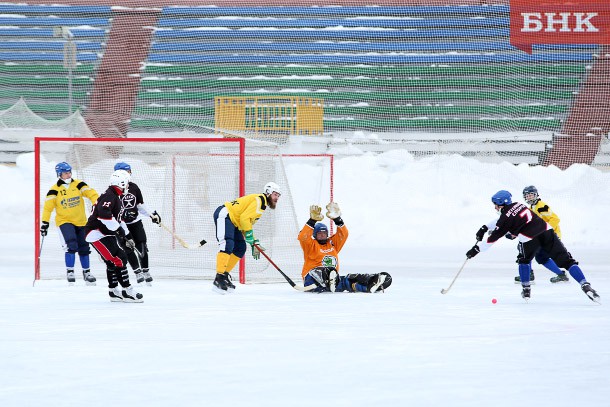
[
  {"x1": 84, "y1": 170, "x2": 143, "y2": 303},
  {"x1": 298, "y1": 202, "x2": 391, "y2": 293},
  {"x1": 466, "y1": 190, "x2": 600, "y2": 303}
]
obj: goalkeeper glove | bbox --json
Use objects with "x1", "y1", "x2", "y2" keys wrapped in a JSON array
[
  {"x1": 325, "y1": 202, "x2": 341, "y2": 219},
  {"x1": 40, "y1": 221, "x2": 49, "y2": 237},
  {"x1": 309, "y1": 205, "x2": 324, "y2": 221},
  {"x1": 475, "y1": 225, "x2": 488, "y2": 242}
]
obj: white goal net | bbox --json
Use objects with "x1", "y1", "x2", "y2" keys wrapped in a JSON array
[{"x1": 35, "y1": 137, "x2": 302, "y2": 283}]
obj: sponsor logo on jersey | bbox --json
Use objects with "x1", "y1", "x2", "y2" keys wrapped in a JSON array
[
  {"x1": 322, "y1": 255, "x2": 337, "y2": 268},
  {"x1": 60, "y1": 196, "x2": 81, "y2": 209},
  {"x1": 122, "y1": 194, "x2": 136, "y2": 209}
]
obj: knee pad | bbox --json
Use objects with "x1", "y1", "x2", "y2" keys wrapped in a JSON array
[
  {"x1": 307, "y1": 267, "x2": 338, "y2": 291},
  {"x1": 345, "y1": 273, "x2": 372, "y2": 285}
]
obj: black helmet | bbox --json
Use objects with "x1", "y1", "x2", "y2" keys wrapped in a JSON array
[{"x1": 522, "y1": 185, "x2": 539, "y2": 205}]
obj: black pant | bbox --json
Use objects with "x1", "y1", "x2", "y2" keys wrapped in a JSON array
[
  {"x1": 90, "y1": 235, "x2": 131, "y2": 288},
  {"x1": 518, "y1": 229, "x2": 577, "y2": 269},
  {"x1": 126, "y1": 220, "x2": 148, "y2": 270}
]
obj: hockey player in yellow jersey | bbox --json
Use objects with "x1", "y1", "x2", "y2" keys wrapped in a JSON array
[
  {"x1": 40, "y1": 162, "x2": 99, "y2": 285},
  {"x1": 211, "y1": 182, "x2": 281, "y2": 294},
  {"x1": 514, "y1": 185, "x2": 568, "y2": 284}
]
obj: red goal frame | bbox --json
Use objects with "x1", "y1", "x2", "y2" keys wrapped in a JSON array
[{"x1": 34, "y1": 137, "x2": 245, "y2": 282}]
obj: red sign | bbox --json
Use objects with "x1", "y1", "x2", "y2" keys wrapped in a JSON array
[{"x1": 510, "y1": 0, "x2": 610, "y2": 53}]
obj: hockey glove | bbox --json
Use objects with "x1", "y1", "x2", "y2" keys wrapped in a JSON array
[
  {"x1": 244, "y1": 230, "x2": 255, "y2": 246},
  {"x1": 115, "y1": 227, "x2": 126, "y2": 239},
  {"x1": 122, "y1": 208, "x2": 138, "y2": 223},
  {"x1": 40, "y1": 221, "x2": 49, "y2": 237},
  {"x1": 309, "y1": 205, "x2": 324, "y2": 221},
  {"x1": 124, "y1": 234, "x2": 136, "y2": 251},
  {"x1": 252, "y1": 241, "x2": 265, "y2": 260},
  {"x1": 325, "y1": 202, "x2": 341, "y2": 219},
  {"x1": 466, "y1": 245, "x2": 480, "y2": 259},
  {"x1": 475, "y1": 225, "x2": 488, "y2": 242},
  {"x1": 151, "y1": 211, "x2": 161, "y2": 225},
  {"x1": 505, "y1": 233, "x2": 517, "y2": 240}
]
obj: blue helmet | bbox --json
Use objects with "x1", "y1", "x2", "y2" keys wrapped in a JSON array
[
  {"x1": 114, "y1": 162, "x2": 131, "y2": 172},
  {"x1": 491, "y1": 190, "x2": 512, "y2": 206},
  {"x1": 55, "y1": 162, "x2": 72, "y2": 177},
  {"x1": 313, "y1": 222, "x2": 329, "y2": 244},
  {"x1": 313, "y1": 222, "x2": 328, "y2": 236}
]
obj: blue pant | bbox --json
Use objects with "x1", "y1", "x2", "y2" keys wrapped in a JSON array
[
  {"x1": 59, "y1": 223, "x2": 90, "y2": 269},
  {"x1": 213, "y1": 205, "x2": 247, "y2": 258}
]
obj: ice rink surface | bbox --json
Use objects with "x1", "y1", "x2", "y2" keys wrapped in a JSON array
[
  {"x1": 2, "y1": 151, "x2": 610, "y2": 406},
  {"x1": 1, "y1": 232, "x2": 608, "y2": 407}
]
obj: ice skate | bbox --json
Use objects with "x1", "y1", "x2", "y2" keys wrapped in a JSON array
[
  {"x1": 521, "y1": 285, "x2": 531, "y2": 301},
  {"x1": 225, "y1": 272, "x2": 235, "y2": 292},
  {"x1": 368, "y1": 272, "x2": 393, "y2": 293},
  {"x1": 581, "y1": 283, "x2": 600, "y2": 304},
  {"x1": 368, "y1": 274, "x2": 386, "y2": 293},
  {"x1": 142, "y1": 269, "x2": 153, "y2": 286},
  {"x1": 213, "y1": 273, "x2": 230, "y2": 295},
  {"x1": 514, "y1": 270, "x2": 535, "y2": 284},
  {"x1": 109, "y1": 287, "x2": 123, "y2": 302},
  {"x1": 135, "y1": 270, "x2": 145, "y2": 284},
  {"x1": 67, "y1": 270, "x2": 75, "y2": 285},
  {"x1": 82, "y1": 269, "x2": 96, "y2": 286},
  {"x1": 121, "y1": 286, "x2": 144, "y2": 303},
  {"x1": 550, "y1": 273, "x2": 569, "y2": 283}
]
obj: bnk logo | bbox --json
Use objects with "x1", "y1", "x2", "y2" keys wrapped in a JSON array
[
  {"x1": 521, "y1": 13, "x2": 599, "y2": 32},
  {"x1": 510, "y1": 0, "x2": 610, "y2": 53}
]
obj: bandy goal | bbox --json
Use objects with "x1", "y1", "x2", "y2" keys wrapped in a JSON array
[{"x1": 34, "y1": 137, "x2": 304, "y2": 284}]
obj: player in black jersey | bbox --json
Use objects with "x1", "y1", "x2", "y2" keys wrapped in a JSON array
[
  {"x1": 84, "y1": 170, "x2": 143, "y2": 303},
  {"x1": 466, "y1": 190, "x2": 600, "y2": 303},
  {"x1": 113, "y1": 162, "x2": 162, "y2": 286}
]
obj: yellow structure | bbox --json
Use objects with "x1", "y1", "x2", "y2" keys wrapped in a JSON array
[{"x1": 215, "y1": 96, "x2": 323, "y2": 137}]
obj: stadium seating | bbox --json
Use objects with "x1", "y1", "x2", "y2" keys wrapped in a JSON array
[{"x1": 0, "y1": 4, "x2": 596, "y2": 134}]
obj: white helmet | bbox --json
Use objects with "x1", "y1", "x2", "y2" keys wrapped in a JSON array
[
  {"x1": 264, "y1": 181, "x2": 281, "y2": 196},
  {"x1": 110, "y1": 169, "x2": 130, "y2": 191}
]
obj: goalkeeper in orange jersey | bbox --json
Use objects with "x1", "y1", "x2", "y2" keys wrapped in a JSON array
[{"x1": 298, "y1": 202, "x2": 391, "y2": 293}]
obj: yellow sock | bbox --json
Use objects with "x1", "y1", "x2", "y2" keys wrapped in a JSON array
[
  {"x1": 216, "y1": 252, "x2": 230, "y2": 274},
  {"x1": 225, "y1": 253, "x2": 241, "y2": 273}
]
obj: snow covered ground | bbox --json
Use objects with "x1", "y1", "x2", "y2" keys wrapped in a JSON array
[{"x1": 1, "y1": 148, "x2": 609, "y2": 406}]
